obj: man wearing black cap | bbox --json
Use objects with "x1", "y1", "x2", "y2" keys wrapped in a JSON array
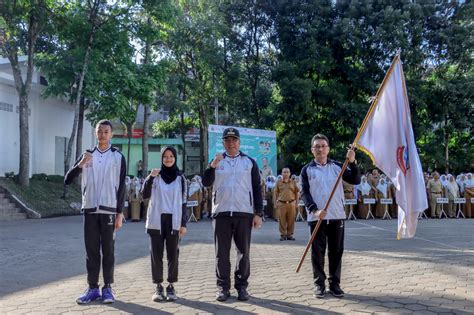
[{"x1": 202, "y1": 127, "x2": 264, "y2": 302}]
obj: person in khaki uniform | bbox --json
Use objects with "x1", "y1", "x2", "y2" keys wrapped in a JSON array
[
  {"x1": 342, "y1": 181, "x2": 354, "y2": 218},
  {"x1": 463, "y1": 173, "x2": 474, "y2": 218},
  {"x1": 274, "y1": 168, "x2": 299, "y2": 241},
  {"x1": 368, "y1": 169, "x2": 380, "y2": 191},
  {"x1": 426, "y1": 172, "x2": 443, "y2": 218}
]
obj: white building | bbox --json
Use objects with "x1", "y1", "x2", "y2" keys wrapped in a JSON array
[{"x1": 0, "y1": 57, "x2": 94, "y2": 176}]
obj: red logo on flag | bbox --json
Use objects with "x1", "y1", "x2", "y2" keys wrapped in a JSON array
[{"x1": 397, "y1": 145, "x2": 410, "y2": 176}]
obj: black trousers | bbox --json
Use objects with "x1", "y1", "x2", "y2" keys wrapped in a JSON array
[
  {"x1": 213, "y1": 215, "x2": 253, "y2": 291},
  {"x1": 84, "y1": 213, "x2": 116, "y2": 286},
  {"x1": 310, "y1": 219, "x2": 345, "y2": 288},
  {"x1": 148, "y1": 214, "x2": 180, "y2": 284}
]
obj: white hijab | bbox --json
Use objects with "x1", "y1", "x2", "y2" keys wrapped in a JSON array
[
  {"x1": 440, "y1": 174, "x2": 448, "y2": 187},
  {"x1": 357, "y1": 176, "x2": 372, "y2": 196},
  {"x1": 465, "y1": 173, "x2": 474, "y2": 189},
  {"x1": 266, "y1": 176, "x2": 276, "y2": 191},
  {"x1": 188, "y1": 180, "x2": 201, "y2": 196},
  {"x1": 376, "y1": 178, "x2": 388, "y2": 198},
  {"x1": 133, "y1": 178, "x2": 141, "y2": 198},
  {"x1": 446, "y1": 174, "x2": 459, "y2": 198}
]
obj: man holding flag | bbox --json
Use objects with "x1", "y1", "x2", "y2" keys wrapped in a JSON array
[
  {"x1": 295, "y1": 54, "x2": 428, "y2": 301},
  {"x1": 300, "y1": 134, "x2": 361, "y2": 298}
]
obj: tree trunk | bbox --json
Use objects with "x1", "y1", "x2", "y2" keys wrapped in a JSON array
[
  {"x1": 444, "y1": 116, "x2": 449, "y2": 174},
  {"x1": 180, "y1": 111, "x2": 186, "y2": 172},
  {"x1": 64, "y1": 99, "x2": 79, "y2": 175},
  {"x1": 126, "y1": 122, "x2": 133, "y2": 175},
  {"x1": 6, "y1": 16, "x2": 39, "y2": 187},
  {"x1": 199, "y1": 104, "x2": 209, "y2": 175},
  {"x1": 141, "y1": 28, "x2": 151, "y2": 175},
  {"x1": 18, "y1": 92, "x2": 30, "y2": 186},
  {"x1": 75, "y1": 96, "x2": 85, "y2": 159},
  {"x1": 63, "y1": 2, "x2": 98, "y2": 197}
]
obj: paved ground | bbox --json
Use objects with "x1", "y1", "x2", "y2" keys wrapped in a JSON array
[{"x1": 0, "y1": 216, "x2": 473, "y2": 314}]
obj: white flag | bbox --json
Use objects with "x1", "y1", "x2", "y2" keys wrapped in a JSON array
[{"x1": 356, "y1": 56, "x2": 428, "y2": 239}]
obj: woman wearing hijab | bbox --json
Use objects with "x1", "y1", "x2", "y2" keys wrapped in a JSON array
[
  {"x1": 141, "y1": 146, "x2": 188, "y2": 302},
  {"x1": 357, "y1": 175, "x2": 374, "y2": 219},
  {"x1": 446, "y1": 174, "x2": 460, "y2": 218},
  {"x1": 464, "y1": 173, "x2": 474, "y2": 218},
  {"x1": 375, "y1": 177, "x2": 388, "y2": 218}
]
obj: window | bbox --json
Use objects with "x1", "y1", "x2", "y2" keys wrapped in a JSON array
[{"x1": 0, "y1": 102, "x2": 13, "y2": 112}]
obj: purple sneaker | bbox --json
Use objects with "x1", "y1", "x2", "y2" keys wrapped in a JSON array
[
  {"x1": 76, "y1": 287, "x2": 101, "y2": 304},
  {"x1": 102, "y1": 287, "x2": 115, "y2": 304}
]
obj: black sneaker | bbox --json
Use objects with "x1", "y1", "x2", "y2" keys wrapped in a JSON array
[
  {"x1": 237, "y1": 288, "x2": 249, "y2": 301},
  {"x1": 216, "y1": 289, "x2": 231, "y2": 302},
  {"x1": 280, "y1": 236, "x2": 287, "y2": 241},
  {"x1": 287, "y1": 236, "x2": 295, "y2": 241},
  {"x1": 314, "y1": 285, "x2": 326, "y2": 298},
  {"x1": 328, "y1": 284, "x2": 345, "y2": 298},
  {"x1": 166, "y1": 284, "x2": 177, "y2": 301},
  {"x1": 152, "y1": 284, "x2": 165, "y2": 302}
]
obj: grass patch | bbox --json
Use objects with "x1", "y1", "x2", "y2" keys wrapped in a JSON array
[{"x1": 0, "y1": 177, "x2": 82, "y2": 218}]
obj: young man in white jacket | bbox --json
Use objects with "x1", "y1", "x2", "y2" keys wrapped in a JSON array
[{"x1": 65, "y1": 119, "x2": 126, "y2": 304}]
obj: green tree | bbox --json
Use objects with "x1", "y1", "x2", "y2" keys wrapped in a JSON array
[{"x1": 0, "y1": 0, "x2": 55, "y2": 186}]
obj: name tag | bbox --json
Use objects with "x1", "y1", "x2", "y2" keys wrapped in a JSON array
[
  {"x1": 124, "y1": 201, "x2": 129, "y2": 207},
  {"x1": 263, "y1": 200, "x2": 268, "y2": 206},
  {"x1": 364, "y1": 198, "x2": 376, "y2": 204},
  {"x1": 187, "y1": 200, "x2": 199, "y2": 207},
  {"x1": 380, "y1": 198, "x2": 393, "y2": 205},
  {"x1": 471, "y1": 198, "x2": 474, "y2": 203},
  {"x1": 454, "y1": 198, "x2": 466, "y2": 204},
  {"x1": 344, "y1": 199, "x2": 357, "y2": 205},
  {"x1": 436, "y1": 198, "x2": 448, "y2": 204}
]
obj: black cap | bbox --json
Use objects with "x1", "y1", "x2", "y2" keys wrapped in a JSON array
[{"x1": 222, "y1": 127, "x2": 240, "y2": 139}]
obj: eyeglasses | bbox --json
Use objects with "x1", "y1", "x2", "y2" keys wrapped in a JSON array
[{"x1": 312, "y1": 145, "x2": 328, "y2": 149}]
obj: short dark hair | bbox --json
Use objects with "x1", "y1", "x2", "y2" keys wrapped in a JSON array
[
  {"x1": 96, "y1": 119, "x2": 113, "y2": 131},
  {"x1": 311, "y1": 133, "x2": 329, "y2": 147}
]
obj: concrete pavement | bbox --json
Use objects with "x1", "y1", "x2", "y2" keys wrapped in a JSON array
[{"x1": 0, "y1": 216, "x2": 473, "y2": 314}]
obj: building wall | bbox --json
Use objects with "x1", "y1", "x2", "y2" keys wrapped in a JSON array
[
  {"x1": 0, "y1": 75, "x2": 94, "y2": 176},
  {"x1": 111, "y1": 138, "x2": 184, "y2": 177}
]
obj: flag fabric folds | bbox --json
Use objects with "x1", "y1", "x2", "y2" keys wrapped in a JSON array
[{"x1": 356, "y1": 55, "x2": 428, "y2": 239}]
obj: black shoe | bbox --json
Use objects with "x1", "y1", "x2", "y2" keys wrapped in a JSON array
[
  {"x1": 287, "y1": 236, "x2": 295, "y2": 241},
  {"x1": 280, "y1": 236, "x2": 287, "y2": 241},
  {"x1": 166, "y1": 284, "x2": 177, "y2": 301},
  {"x1": 216, "y1": 289, "x2": 230, "y2": 302},
  {"x1": 314, "y1": 285, "x2": 326, "y2": 298},
  {"x1": 328, "y1": 284, "x2": 345, "y2": 298},
  {"x1": 237, "y1": 288, "x2": 249, "y2": 301}
]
